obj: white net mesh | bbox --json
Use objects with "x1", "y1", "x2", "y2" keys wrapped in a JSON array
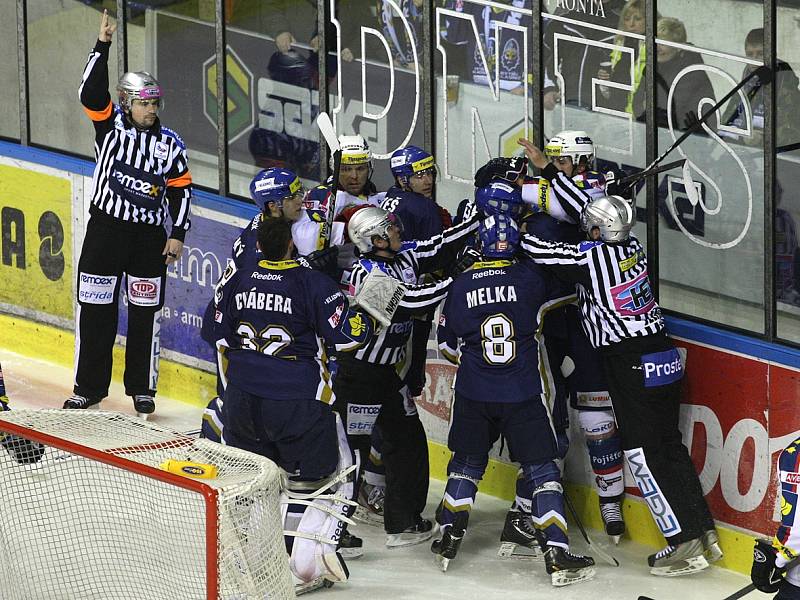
[{"x1": 0, "y1": 409, "x2": 295, "y2": 600}]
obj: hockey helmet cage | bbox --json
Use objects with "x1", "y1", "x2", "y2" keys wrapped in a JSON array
[
  {"x1": 475, "y1": 181, "x2": 525, "y2": 218},
  {"x1": 545, "y1": 130, "x2": 595, "y2": 166},
  {"x1": 390, "y1": 145, "x2": 436, "y2": 184},
  {"x1": 117, "y1": 71, "x2": 162, "y2": 111},
  {"x1": 249, "y1": 168, "x2": 304, "y2": 213},
  {"x1": 347, "y1": 206, "x2": 403, "y2": 253},
  {"x1": 580, "y1": 195, "x2": 635, "y2": 243},
  {"x1": 480, "y1": 213, "x2": 519, "y2": 259}
]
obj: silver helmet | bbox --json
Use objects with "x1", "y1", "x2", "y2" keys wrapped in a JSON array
[
  {"x1": 347, "y1": 206, "x2": 402, "y2": 253},
  {"x1": 116, "y1": 71, "x2": 162, "y2": 111},
  {"x1": 580, "y1": 195, "x2": 635, "y2": 243}
]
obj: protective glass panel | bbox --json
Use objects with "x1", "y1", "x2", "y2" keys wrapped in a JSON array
[
  {"x1": 126, "y1": 2, "x2": 218, "y2": 191},
  {"x1": 225, "y1": 0, "x2": 322, "y2": 199},
  {"x1": 0, "y1": 3, "x2": 20, "y2": 140},
  {"x1": 542, "y1": 0, "x2": 648, "y2": 245},
  {"x1": 776, "y1": 6, "x2": 800, "y2": 342},
  {"x1": 27, "y1": 1, "x2": 119, "y2": 156},
  {"x1": 655, "y1": 0, "x2": 764, "y2": 332},
  {"x1": 435, "y1": 0, "x2": 533, "y2": 217},
  {"x1": 326, "y1": 0, "x2": 425, "y2": 193}
]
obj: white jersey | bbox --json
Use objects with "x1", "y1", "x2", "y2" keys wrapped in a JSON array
[{"x1": 521, "y1": 169, "x2": 607, "y2": 223}]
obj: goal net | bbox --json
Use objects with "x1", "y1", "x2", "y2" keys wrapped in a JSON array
[{"x1": 0, "y1": 409, "x2": 295, "y2": 600}]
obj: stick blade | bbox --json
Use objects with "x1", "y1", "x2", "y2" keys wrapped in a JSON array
[
  {"x1": 316, "y1": 113, "x2": 340, "y2": 152},
  {"x1": 682, "y1": 161, "x2": 700, "y2": 207}
]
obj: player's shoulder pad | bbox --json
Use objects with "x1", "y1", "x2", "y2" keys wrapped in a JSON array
[
  {"x1": 779, "y1": 438, "x2": 800, "y2": 471},
  {"x1": 578, "y1": 240, "x2": 603, "y2": 252},
  {"x1": 160, "y1": 126, "x2": 187, "y2": 150}
]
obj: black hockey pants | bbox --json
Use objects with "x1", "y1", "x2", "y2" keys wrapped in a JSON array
[
  {"x1": 601, "y1": 333, "x2": 715, "y2": 545},
  {"x1": 333, "y1": 355, "x2": 429, "y2": 534},
  {"x1": 74, "y1": 213, "x2": 166, "y2": 399}
]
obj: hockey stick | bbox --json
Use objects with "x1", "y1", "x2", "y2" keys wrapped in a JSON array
[
  {"x1": 316, "y1": 113, "x2": 342, "y2": 250},
  {"x1": 622, "y1": 65, "x2": 771, "y2": 202},
  {"x1": 563, "y1": 490, "x2": 620, "y2": 567}
]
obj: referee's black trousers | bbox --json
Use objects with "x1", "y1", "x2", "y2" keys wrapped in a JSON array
[
  {"x1": 601, "y1": 333, "x2": 715, "y2": 545},
  {"x1": 74, "y1": 213, "x2": 166, "y2": 400},
  {"x1": 333, "y1": 355, "x2": 429, "y2": 534}
]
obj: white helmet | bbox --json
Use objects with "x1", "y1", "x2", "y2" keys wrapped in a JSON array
[
  {"x1": 545, "y1": 130, "x2": 594, "y2": 166},
  {"x1": 332, "y1": 134, "x2": 372, "y2": 168},
  {"x1": 347, "y1": 206, "x2": 402, "y2": 253},
  {"x1": 117, "y1": 71, "x2": 162, "y2": 111},
  {"x1": 580, "y1": 195, "x2": 635, "y2": 243}
]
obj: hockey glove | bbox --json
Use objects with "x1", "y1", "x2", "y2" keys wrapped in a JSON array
[
  {"x1": 450, "y1": 247, "x2": 481, "y2": 278},
  {"x1": 751, "y1": 538, "x2": 785, "y2": 593},
  {"x1": 305, "y1": 246, "x2": 340, "y2": 278},
  {"x1": 474, "y1": 157, "x2": 528, "y2": 188}
]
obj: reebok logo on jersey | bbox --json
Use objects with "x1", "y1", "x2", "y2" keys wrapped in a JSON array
[
  {"x1": 78, "y1": 272, "x2": 117, "y2": 304},
  {"x1": 251, "y1": 272, "x2": 283, "y2": 281}
]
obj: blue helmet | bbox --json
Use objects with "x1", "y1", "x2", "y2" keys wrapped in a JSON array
[
  {"x1": 475, "y1": 181, "x2": 524, "y2": 217},
  {"x1": 390, "y1": 145, "x2": 436, "y2": 185},
  {"x1": 249, "y1": 168, "x2": 304, "y2": 213},
  {"x1": 479, "y1": 214, "x2": 519, "y2": 259}
]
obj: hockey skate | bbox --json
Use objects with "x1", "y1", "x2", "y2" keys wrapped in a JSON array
[
  {"x1": 599, "y1": 500, "x2": 625, "y2": 545},
  {"x1": 63, "y1": 394, "x2": 102, "y2": 410},
  {"x1": 431, "y1": 513, "x2": 468, "y2": 572},
  {"x1": 544, "y1": 546, "x2": 596, "y2": 587},
  {"x1": 132, "y1": 395, "x2": 155, "y2": 419},
  {"x1": 354, "y1": 482, "x2": 384, "y2": 526},
  {"x1": 337, "y1": 529, "x2": 364, "y2": 559},
  {"x1": 295, "y1": 578, "x2": 334, "y2": 595},
  {"x1": 386, "y1": 517, "x2": 433, "y2": 548},
  {"x1": 648, "y1": 538, "x2": 709, "y2": 577},
  {"x1": 498, "y1": 509, "x2": 544, "y2": 560},
  {"x1": 701, "y1": 529, "x2": 723, "y2": 564}
]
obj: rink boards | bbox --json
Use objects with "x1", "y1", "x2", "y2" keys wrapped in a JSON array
[{"x1": 1, "y1": 141, "x2": 798, "y2": 576}]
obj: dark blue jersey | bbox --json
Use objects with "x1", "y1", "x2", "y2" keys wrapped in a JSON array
[
  {"x1": 213, "y1": 258, "x2": 373, "y2": 402},
  {"x1": 437, "y1": 257, "x2": 571, "y2": 403},
  {"x1": 381, "y1": 186, "x2": 451, "y2": 242}
]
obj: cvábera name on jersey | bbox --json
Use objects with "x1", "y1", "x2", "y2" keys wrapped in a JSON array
[{"x1": 234, "y1": 290, "x2": 293, "y2": 313}]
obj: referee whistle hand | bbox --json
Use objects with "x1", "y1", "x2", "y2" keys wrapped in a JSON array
[
  {"x1": 98, "y1": 9, "x2": 117, "y2": 43},
  {"x1": 163, "y1": 239, "x2": 184, "y2": 265}
]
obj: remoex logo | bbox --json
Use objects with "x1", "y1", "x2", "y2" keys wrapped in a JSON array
[{"x1": 130, "y1": 281, "x2": 157, "y2": 297}]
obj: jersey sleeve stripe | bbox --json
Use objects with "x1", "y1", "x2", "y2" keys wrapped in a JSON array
[
  {"x1": 166, "y1": 171, "x2": 193, "y2": 188},
  {"x1": 83, "y1": 101, "x2": 113, "y2": 122}
]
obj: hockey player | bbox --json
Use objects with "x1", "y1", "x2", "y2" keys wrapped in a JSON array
[
  {"x1": 516, "y1": 160, "x2": 719, "y2": 576},
  {"x1": 336, "y1": 205, "x2": 480, "y2": 548},
  {"x1": 66, "y1": 10, "x2": 192, "y2": 417},
  {"x1": 433, "y1": 210, "x2": 595, "y2": 586},
  {"x1": 474, "y1": 136, "x2": 628, "y2": 546},
  {"x1": 750, "y1": 437, "x2": 800, "y2": 599},
  {"x1": 212, "y1": 217, "x2": 375, "y2": 589},
  {"x1": 356, "y1": 146, "x2": 453, "y2": 523}
]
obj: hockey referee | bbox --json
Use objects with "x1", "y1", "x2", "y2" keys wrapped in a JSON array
[
  {"x1": 65, "y1": 10, "x2": 192, "y2": 417},
  {"x1": 517, "y1": 138, "x2": 718, "y2": 577}
]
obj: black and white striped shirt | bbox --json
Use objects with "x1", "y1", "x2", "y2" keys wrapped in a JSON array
[
  {"x1": 348, "y1": 216, "x2": 479, "y2": 364},
  {"x1": 519, "y1": 233, "x2": 664, "y2": 347},
  {"x1": 79, "y1": 40, "x2": 192, "y2": 239}
]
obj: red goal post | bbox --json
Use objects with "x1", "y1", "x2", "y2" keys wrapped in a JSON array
[{"x1": 0, "y1": 409, "x2": 294, "y2": 600}]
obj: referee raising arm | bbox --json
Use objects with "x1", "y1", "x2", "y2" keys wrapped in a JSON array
[
  {"x1": 517, "y1": 138, "x2": 719, "y2": 578},
  {"x1": 65, "y1": 10, "x2": 192, "y2": 418}
]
